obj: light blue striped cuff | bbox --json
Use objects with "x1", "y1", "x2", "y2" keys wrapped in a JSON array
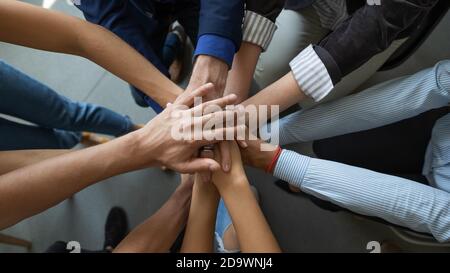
[
  {"x1": 289, "y1": 44, "x2": 334, "y2": 101},
  {"x1": 273, "y1": 150, "x2": 311, "y2": 188}
]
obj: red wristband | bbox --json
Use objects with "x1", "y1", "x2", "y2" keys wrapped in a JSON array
[{"x1": 265, "y1": 146, "x2": 282, "y2": 174}]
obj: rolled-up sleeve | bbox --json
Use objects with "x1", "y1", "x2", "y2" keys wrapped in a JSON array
[
  {"x1": 280, "y1": 60, "x2": 450, "y2": 145},
  {"x1": 289, "y1": 0, "x2": 439, "y2": 102}
]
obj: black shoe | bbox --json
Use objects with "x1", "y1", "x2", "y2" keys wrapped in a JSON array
[
  {"x1": 168, "y1": 23, "x2": 187, "y2": 84},
  {"x1": 103, "y1": 207, "x2": 128, "y2": 251}
]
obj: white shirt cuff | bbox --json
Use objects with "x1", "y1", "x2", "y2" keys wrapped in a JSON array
[{"x1": 289, "y1": 44, "x2": 334, "y2": 102}]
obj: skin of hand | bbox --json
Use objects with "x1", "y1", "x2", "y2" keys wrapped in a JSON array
[
  {"x1": 217, "y1": 42, "x2": 264, "y2": 175},
  {"x1": 0, "y1": 84, "x2": 238, "y2": 229},
  {"x1": 180, "y1": 173, "x2": 220, "y2": 253},
  {"x1": 187, "y1": 55, "x2": 229, "y2": 100},
  {"x1": 131, "y1": 83, "x2": 240, "y2": 173},
  {"x1": 186, "y1": 55, "x2": 230, "y2": 179},
  {"x1": 211, "y1": 142, "x2": 281, "y2": 253},
  {"x1": 0, "y1": 0, "x2": 182, "y2": 107},
  {"x1": 238, "y1": 136, "x2": 278, "y2": 172}
]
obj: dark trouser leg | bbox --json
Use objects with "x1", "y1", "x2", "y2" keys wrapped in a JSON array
[{"x1": 313, "y1": 106, "x2": 450, "y2": 177}]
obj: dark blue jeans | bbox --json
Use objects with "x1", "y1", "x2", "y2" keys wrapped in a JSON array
[{"x1": 0, "y1": 60, "x2": 134, "y2": 151}]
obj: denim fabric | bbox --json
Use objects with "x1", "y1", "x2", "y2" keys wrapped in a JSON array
[
  {"x1": 0, "y1": 60, "x2": 133, "y2": 150},
  {"x1": 215, "y1": 199, "x2": 232, "y2": 239}
]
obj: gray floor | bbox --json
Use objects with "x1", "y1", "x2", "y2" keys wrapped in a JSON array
[{"x1": 1, "y1": 1, "x2": 450, "y2": 253}]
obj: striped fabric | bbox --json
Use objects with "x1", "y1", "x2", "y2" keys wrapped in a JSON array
[
  {"x1": 312, "y1": 0, "x2": 348, "y2": 30},
  {"x1": 273, "y1": 61, "x2": 450, "y2": 242},
  {"x1": 242, "y1": 11, "x2": 277, "y2": 52},
  {"x1": 274, "y1": 150, "x2": 450, "y2": 242},
  {"x1": 289, "y1": 44, "x2": 334, "y2": 102},
  {"x1": 423, "y1": 114, "x2": 450, "y2": 193},
  {"x1": 280, "y1": 60, "x2": 450, "y2": 145}
]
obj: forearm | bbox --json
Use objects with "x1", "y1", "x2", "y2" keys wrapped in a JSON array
[
  {"x1": 76, "y1": 22, "x2": 182, "y2": 106},
  {"x1": 0, "y1": 150, "x2": 71, "y2": 175},
  {"x1": 115, "y1": 182, "x2": 192, "y2": 253},
  {"x1": 243, "y1": 72, "x2": 306, "y2": 123},
  {"x1": 0, "y1": 134, "x2": 144, "y2": 229},
  {"x1": 181, "y1": 176, "x2": 220, "y2": 253},
  {"x1": 278, "y1": 61, "x2": 450, "y2": 145},
  {"x1": 223, "y1": 42, "x2": 262, "y2": 103},
  {"x1": 215, "y1": 177, "x2": 280, "y2": 253},
  {"x1": 0, "y1": 0, "x2": 182, "y2": 107}
]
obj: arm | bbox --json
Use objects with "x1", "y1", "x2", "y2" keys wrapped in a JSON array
[
  {"x1": 244, "y1": 0, "x2": 440, "y2": 112},
  {"x1": 0, "y1": 85, "x2": 239, "y2": 229},
  {"x1": 220, "y1": 6, "x2": 283, "y2": 169},
  {"x1": 0, "y1": 150, "x2": 71, "y2": 175},
  {"x1": 240, "y1": 140, "x2": 450, "y2": 243},
  {"x1": 187, "y1": 0, "x2": 245, "y2": 99},
  {"x1": 0, "y1": 0, "x2": 182, "y2": 107},
  {"x1": 277, "y1": 60, "x2": 450, "y2": 145},
  {"x1": 213, "y1": 143, "x2": 281, "y2": 253},
  {"x1": 224, "y1": 2, "x2": 284, "y2": 102},
  {"x1": 115, "y1": 176, "x2": 193, "y2": 253},
  {"x1": 180, "y1": 175, "x2": 220, "y2": 253}
]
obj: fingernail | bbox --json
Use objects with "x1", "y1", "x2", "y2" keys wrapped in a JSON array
[
  {"x1": 241, "y1": 142, "x2": 248, "y2": 148},
  {"x1": 224, "y1": 163, "x2": 230, "y2": 172}
]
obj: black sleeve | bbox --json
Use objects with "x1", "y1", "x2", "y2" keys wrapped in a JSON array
[
  {"x1": 316, "y1": 0, "x2": 439, "y2": 82},
  {"x1": 245, "y1": 0, "x2": 285, "y2": 22}
]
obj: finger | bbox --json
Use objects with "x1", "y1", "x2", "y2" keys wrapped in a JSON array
[
  {"x1": 190, "y1": 94, "x2": 238, "y2": 115},
  {"x1": 219, "y1": 141, "x2": 231, "y2": 172},
  {"x1": 175, "y1": 83, "x2": 215, "y2": 107},
  {"x1": 198, "y1": 147, "x2": 215, "y2": 183},
  {"x1": 176, "y1": 158, "x2": 221, "y2": 174},
  {"x1": 237, "y1": 140, "x2": 248, "y2": 149},
  {"x1": 192, "y1": 110, "x2": 238, "y2": 127},
  {"x1": 200, "y1": 125, "x2": 247, "y2": 146}
]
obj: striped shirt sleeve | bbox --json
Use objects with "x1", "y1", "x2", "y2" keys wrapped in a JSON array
[
  {"x1": 274, "y1": 150, "x2": 450, "y2": 242},
  {"x1": 289, "y1": 45, "x2": 335, "y2": 102},
  {"x1": 242, "y1": 10, "x2": 277, "y2": 52},
  {"x1": 280, "y1": 60, "x2": 450, "y2": 145}
]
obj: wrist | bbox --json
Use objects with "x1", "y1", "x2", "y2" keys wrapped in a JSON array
[
  {"x1": 190, "y1": 55, "x2": 228, "y2": 95},
  {"x1": 249, "y1": 148, "x2": 278, "y2": 171},
  {"x1": 213, "y1": 173, "x2": 248, "y2": 193},
  {"x1": 120, "y1": 129, "x2": 158, "y2": 170}
]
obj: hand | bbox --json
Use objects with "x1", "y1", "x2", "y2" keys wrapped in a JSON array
[
  {"x1": 187, "y1": 55, "x2": 229, "y2": 100},
  {"x1": 130, "y1": 83, "x2": 241, "y2": 173},
  {"x1": 211, "y1": 142, "x2": 248, "y2": 191},
  {"x1": 238, "y1": 134, "x2": 277, "y2": 172}
]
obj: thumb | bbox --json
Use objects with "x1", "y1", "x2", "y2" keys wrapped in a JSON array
[{"x1": 176, "y1": 158, "x2": 221, "y2": 174}]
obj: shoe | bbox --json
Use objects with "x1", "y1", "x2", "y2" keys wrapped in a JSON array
[
  {"x1": 103, "y1": 207, "x2": 128, "y2": 251},
  {"x1": 168, "y1": 23, "x2": 186, "y2": 84}
]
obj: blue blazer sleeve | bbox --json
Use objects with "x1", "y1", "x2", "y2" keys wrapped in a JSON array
[{"x1": 198, "y1": 0, "x2": 245, "y2": 51}]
